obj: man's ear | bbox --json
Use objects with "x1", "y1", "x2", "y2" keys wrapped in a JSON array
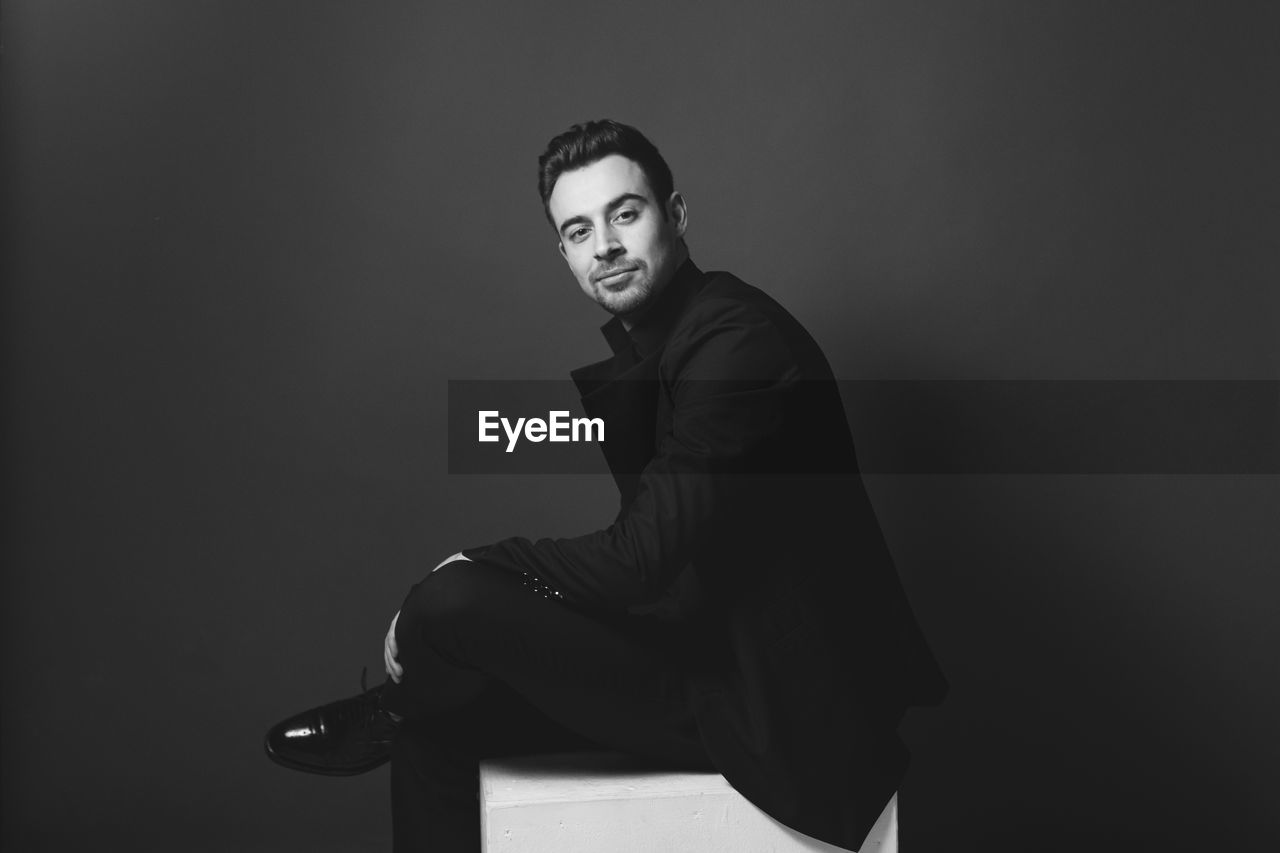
[
  {"x1": 667, "y1": 192, "x2": 689, "y2": 237},
  {"x1": 557, "y1": 241, "x2": 567, "y2": 260}
]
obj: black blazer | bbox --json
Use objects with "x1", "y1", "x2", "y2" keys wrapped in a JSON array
[{"x1": 467, "y1": 258, "x2": 946, "y2": 849}]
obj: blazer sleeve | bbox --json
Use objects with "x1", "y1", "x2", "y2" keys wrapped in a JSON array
[{"x1": 463, "y1": 298, "x2": 803, "y2": 611}]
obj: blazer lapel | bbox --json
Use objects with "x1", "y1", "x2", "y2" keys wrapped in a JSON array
[
  {"x1": 571, "y1": 349, "x2": 660, "y2": 507},
  {"x1": 567, "y1": 258, "x2": 707, "y2": 505}
]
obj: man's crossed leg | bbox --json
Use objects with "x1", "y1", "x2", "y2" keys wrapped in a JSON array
[{"x1": 266, "y1": 561, "x2": 712, "y2": 852}]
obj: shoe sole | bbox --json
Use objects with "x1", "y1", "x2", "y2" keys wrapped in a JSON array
[{"x1": 263, "y1": 737, "x2": 391, "y2": 776}]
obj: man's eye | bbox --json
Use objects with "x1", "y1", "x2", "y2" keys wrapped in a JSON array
[
  {"x1": 614, "y1": 209, "x2": 637, "y2": 223},
  {"x1": 569, "y1": 228, "x2": 589, "y2": 242}
]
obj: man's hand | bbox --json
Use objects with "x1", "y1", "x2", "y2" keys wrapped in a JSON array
[
  {"x1": 432, "y1": 551, "x2": 472, "y2": 573},
  {"x1": 384, "y1": 553, "x2": 474, "y2": 683},
  {"x1": 384, "y1": 610, "x2": 402, "y2": 683}
]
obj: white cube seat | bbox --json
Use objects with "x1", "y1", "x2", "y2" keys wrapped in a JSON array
[{"x1": 480, "y1": 752, "x2": 898, "y2": 852}]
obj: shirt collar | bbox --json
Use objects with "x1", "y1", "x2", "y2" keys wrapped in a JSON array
[{"x1": 598, "y1": 257, "x2": 704, "y2": 358}]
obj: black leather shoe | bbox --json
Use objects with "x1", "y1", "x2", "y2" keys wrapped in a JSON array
[{"x1": 264, "y1": 670, "x2": 402, "y2": 775}]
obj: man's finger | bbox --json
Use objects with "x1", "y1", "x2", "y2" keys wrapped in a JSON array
[
  {"x1": 385, "y1": 610, "x2": 403, "y2": 682},
  {"x1": 385, "y1": 638, "x2": 402, "y2": 676}
]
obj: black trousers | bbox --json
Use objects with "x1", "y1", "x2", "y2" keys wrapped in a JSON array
[{"x1": 379, "y1": 561, "x2": 714, "y2": 852}]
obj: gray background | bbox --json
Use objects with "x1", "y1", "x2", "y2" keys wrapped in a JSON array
[{"x1": 4, "y1": 2, "x2": 1277, "y2": 850}]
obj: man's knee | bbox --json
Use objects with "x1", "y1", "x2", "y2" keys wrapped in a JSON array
[{"x1": 397, "y1": 561, "x2": 514, "y2": 649}]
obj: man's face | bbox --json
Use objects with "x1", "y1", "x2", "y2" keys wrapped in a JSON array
[{"x1": 547, "y1": 154, "x2": 687, "y2": 323}]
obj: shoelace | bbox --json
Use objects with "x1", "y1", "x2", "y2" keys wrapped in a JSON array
[
  {"x1": 326, "y1": 667, "x2": 399, "y2": 745},
  {"x1": 326, "y1": 667, "x2": 382, "y2": 727}
]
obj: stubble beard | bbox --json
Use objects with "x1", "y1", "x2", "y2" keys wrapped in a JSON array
[
  {"x1": 594, "y1": 277, "x2": 653, "y2": 317},
  {"x1": 591, "y1": 262, "x2": 655, "y2": 318}
]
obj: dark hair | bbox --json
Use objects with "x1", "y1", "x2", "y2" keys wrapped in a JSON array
[{"x1": 537, "y1": 119, "x2": 675, "y2": 227}]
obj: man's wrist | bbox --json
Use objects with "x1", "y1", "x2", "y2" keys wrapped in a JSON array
[{"x1": 431, "y1": 552, "x2": 472, "y2": 573}]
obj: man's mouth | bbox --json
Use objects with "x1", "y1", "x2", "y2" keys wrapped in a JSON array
[{"x1": 595, "y1": 267, "x2": 636, "y2": 284}]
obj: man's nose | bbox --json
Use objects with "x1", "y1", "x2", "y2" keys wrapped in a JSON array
[{"x1": 593, "y1": 226, "x2": 623, "y2": 260}]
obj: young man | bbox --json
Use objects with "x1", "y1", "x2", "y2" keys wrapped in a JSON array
[{"x1": 266, "y1": 119, "x2": 946, "y2": 852}]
